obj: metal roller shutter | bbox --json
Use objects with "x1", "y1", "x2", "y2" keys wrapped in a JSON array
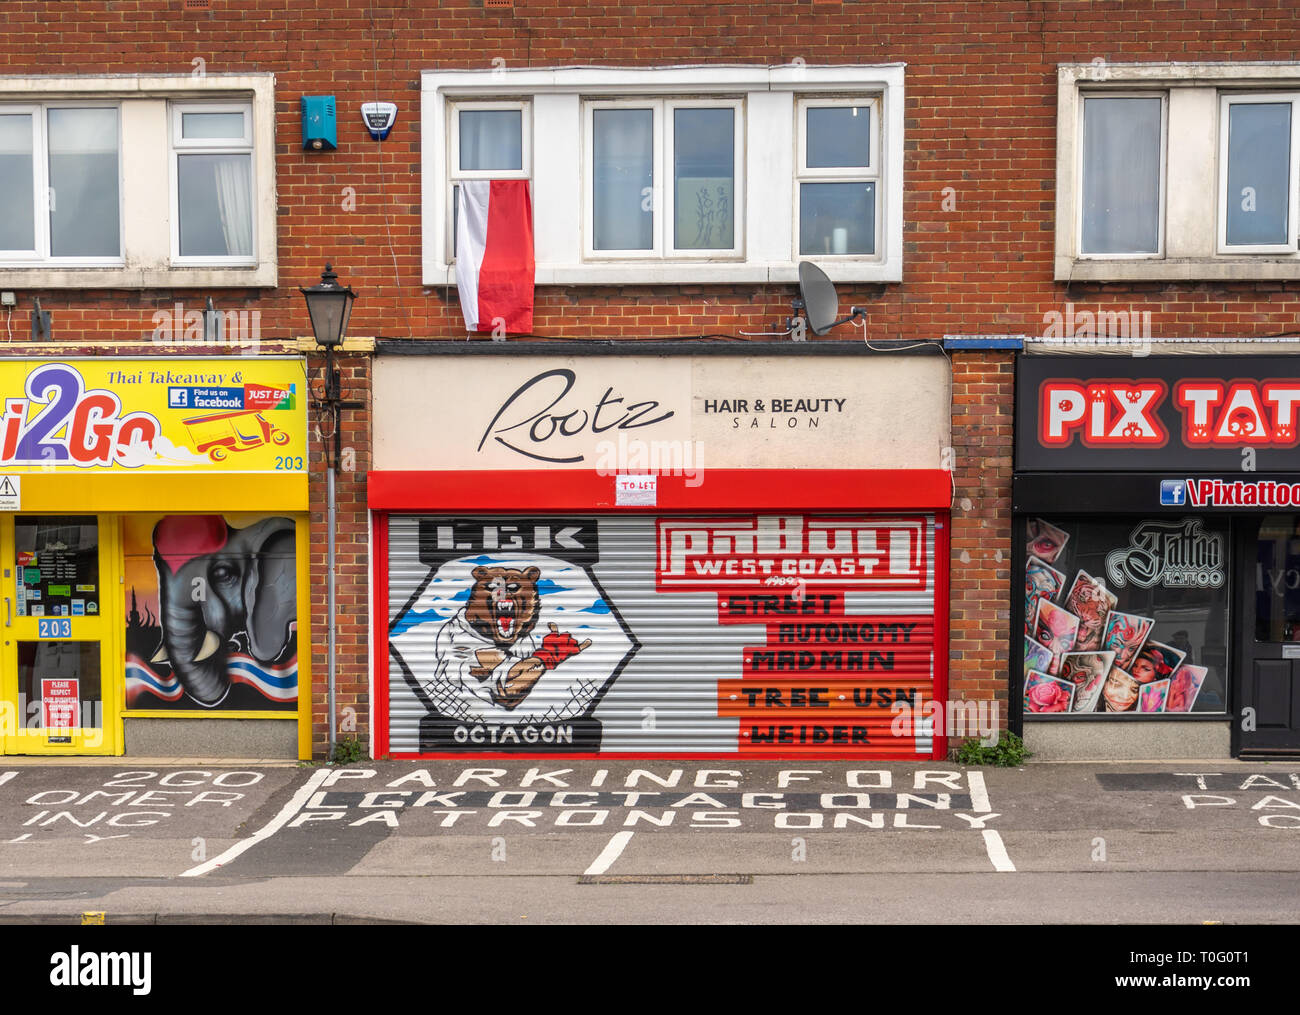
[{"x1": 386, "y1": 513, "x2": 941, "y2": 758}]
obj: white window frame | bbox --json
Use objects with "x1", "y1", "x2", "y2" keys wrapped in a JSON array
[
  {"x1": 169, "y1": 101, "x2": 256, "y2": 267},
  {"x1": 1217, "y1": 92, "x2": 1300, "y2": 255},
  {"x1": 0, "y1": 101, "x2": 124, "y2": 266},
  {"x1": 0, "y1": 74, "x2": 277, "y2": 289},
  {"x1": 581, "y1": 97, "x2": 745, "y2": 261},
  {"x1": 1076, "y1": 91, "x2": 1167, "y2": 260},
  {"x1": 1056, "y1": 62, "x2": 1300, "y2": 282},
  {"x1": 447, "y1": 99, "x2": 531, "y2": 261},
  {"x1": 794, "y1": 96, "x2": 881, "y2": 260},
  {"x1": 422, "y1": 65, "x2": 905, "y2": 286}
]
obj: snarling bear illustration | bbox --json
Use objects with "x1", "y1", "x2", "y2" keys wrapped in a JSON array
[{"x1": 432, "y1": 565, "x2": 590, "y2": 713}]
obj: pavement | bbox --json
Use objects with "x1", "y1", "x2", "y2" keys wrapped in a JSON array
[{"x1": 0, "y1": 757, "x2": 1297, "y2": 924}]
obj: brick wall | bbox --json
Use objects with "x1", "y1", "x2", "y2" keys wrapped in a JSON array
[
  {"x1": 9, "y1": 0, "x2": 1300, "y2": 754},
  {"x1": 948, "y1": 352, "x2": 1015, "y2": 736}
]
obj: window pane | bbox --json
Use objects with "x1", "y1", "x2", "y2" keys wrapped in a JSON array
[
  {"x1": 1226, "y1": 102, "x2": 1291, "y2": 246},
  {"x1": 459, "y1": 109, "x2": 522, "y2": 171},
  {"x1": 0, "y1": 114, "x2": 35, "y2": 250},
  {"x1": 799, "y1": 181, "x2": 875, "y2": 255},
  {"x1": 806, "y1": 106, "x2": 870, "y2": 168},
  {"x1": 1255, "y1": 515, "x2": 1300, "y2": 642},
  {"x1": 593, "y1": 107, "x2": 653, "y2": 251},
  {"x1": 674, "y1": 108, "x2": 734, "y2": 250},
  {"x1": 1081, "y1": 97, "x2": 1161, "y2": 254},
  {"x1": 48, "y1": 107, "x2": 120, "y2": 257},
  {"x1": 178, "y1": 153, "x2": 254, "y2": 257},
  {"x1": 182, "y1": 111, "x2": 246, "y2": 140}
]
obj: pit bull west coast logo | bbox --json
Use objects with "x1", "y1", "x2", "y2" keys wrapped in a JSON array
[
  {"x1": 656, "y1": 515, "x2": 937, "y2": 757},
  {"x1": 388, "y1": 519, "x2": 638, "y2": 752}
]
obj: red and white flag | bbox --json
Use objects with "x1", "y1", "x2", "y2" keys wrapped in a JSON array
[{"x1": 455, "y1": 180, "x2": 535, "y2": 334}]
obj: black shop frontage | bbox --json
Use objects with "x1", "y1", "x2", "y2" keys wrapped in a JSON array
[{"x1": 1013, "y1": 354, "x2": 1300, "y2": 760}]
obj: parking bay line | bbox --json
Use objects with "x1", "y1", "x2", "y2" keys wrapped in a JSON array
[
  {"x1": 180, "y1": 768, "x2": 331, "y2": 878},
  {"x1": 0, "y1": 773, "x2": 16, "y2": 788},
  {"x1": 584, "y1": 831, "x2": 635, "y2": 876}
]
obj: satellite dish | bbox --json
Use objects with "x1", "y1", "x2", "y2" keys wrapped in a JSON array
[{"x1": 797, "y1": 261, "x2": 840, "y2": 336}]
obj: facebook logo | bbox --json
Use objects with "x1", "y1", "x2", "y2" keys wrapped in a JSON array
[
  {"x1": 1160, "y1": 479, "x2": 1186, "y2": 506},
  {"x1": 168, "y1": 388, "x2": 189, "y2": 408}
]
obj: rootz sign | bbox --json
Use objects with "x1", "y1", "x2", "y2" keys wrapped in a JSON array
[{"x1": 1017, "y1": 356, "x2": 1300, "y2": 472}]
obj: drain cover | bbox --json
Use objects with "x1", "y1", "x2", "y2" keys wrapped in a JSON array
[{"x1": 578, "y1": 874, "x2": 752, "y2": 886}]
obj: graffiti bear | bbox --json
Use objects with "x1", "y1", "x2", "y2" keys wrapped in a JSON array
[{"x1": 432, "y1": 565, "x2": 589, "y2": 714}]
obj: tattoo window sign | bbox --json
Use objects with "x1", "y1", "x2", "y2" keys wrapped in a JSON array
[
  {"x1": 123, "y1": 514, "x2": 298, "y2": 712},
  {"x1": 1022, "y1": 516, "x2": 1228, "y2": 717}
]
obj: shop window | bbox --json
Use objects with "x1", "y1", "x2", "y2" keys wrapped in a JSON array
[
  {"x1": 1056, "y1": 62, "x2": 1300, "y2": 282},
  {"x1": 1022, "y1": 516, "x2": 1230, "y2": 716},
  {"x1": 0, "y1": 75, "x2": 277, "y2": 289},
  {"x1": 423, "y1": 65, "x2": 905, "y2": 286}
]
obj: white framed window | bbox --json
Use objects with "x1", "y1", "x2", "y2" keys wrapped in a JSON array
[
  {"x1": 796, "y1": 98, "x2": 879, "y2": 258},
  {"x1": 422, "y1": 65, "x2": 906, "y2": 286},
  {"x1": 0, "y1": 103, "x2": 122, "y2": 264},
  {"x1": 1218, "y1": 92, "x2": 1299, "y2": 254},
  {"x1": 447, "y1": 100, "x2": 531, "y2": 258},
  {"x1": 171, "y1": 102, "x2": 255, "y2": 264},
  {"x1": 1078, "y1": 93, "x2": 1165, "y2": 258},
  {"x1": 582, "y1": 98, "x2": 744, "y2": 260},
  {"x1": 1056, "y1": 62, "x2": 1300, "y2": 282},
  {"x1": 0, "y1": 74, "x2": 276, "y2": 289}
]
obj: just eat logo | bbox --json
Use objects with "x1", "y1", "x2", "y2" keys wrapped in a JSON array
[{"x1": 1039, "y1": 378, "x2": 1300, "y2": 449}]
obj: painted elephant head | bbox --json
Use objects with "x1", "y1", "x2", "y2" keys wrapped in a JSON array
[{"x1": 151, "y1": 515, "x2": 297, "y2": 706}]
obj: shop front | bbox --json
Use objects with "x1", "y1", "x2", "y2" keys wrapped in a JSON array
[
  {"x1": 369, "y1": 345, "x2": 952, "y2": 760},
  {"x1": 0, "y1": 358, "x2": 310, "y2": 759},
  {"x1": 1014, "y1": 354, "x2": 1300, "y2": 759}
]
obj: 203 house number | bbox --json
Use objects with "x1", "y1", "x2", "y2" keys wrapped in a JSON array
[{"x1": 275, "y1": 456, "x2": 305, "y2": 471}]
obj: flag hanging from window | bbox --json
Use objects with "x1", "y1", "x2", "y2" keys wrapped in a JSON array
[{"x1": 455, "y1": 180, "x2": 535, "y2": 334}]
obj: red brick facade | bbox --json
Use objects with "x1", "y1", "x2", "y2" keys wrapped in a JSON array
[{"x1": 5, "y1": 2, "x2": 1299, "y2": 755}]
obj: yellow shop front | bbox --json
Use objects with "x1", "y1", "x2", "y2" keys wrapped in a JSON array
[{"x1": 0, "y1": 358, "x2": 310, "y2": 759}]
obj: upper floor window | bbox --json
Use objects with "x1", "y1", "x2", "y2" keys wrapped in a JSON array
[
  {"x1": 172, "y1": 103, "x2": 255, "y2": 263},
  {"x1": 1057, "y1": 62, "x2": 1300, "y2": 282},
  {"x1": 0, "y1": 105, "x2": 121, "y2": 262},
  {"x1": 423, "y1": 65, "x2": 905, "y2": 287},
  {"x1": 0, "y1": 75, "x2": 276, "y2": 289}
]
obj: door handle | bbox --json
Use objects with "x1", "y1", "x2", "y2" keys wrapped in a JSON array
[{"x1": 4, "y1": 598, "x2": 9, "y2": 627}]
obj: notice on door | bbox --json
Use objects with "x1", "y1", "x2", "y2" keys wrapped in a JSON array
[{"x1": 41, "y1": 678, "x2": 79, "y2": 731}]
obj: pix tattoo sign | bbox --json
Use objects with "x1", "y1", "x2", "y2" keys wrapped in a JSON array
[{"x1": 1017, "y1": 356, "x2": 1300, "y2": 472}]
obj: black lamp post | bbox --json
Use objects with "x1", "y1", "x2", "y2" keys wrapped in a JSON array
[
  {"x1": 300, "y1": 263, "x2": 358, "y2": 471},
  {"x1": 300, "y1": 263, "x2": 359, "y2": 758}
]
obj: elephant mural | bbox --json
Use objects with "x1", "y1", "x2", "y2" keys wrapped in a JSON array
[{"x1": 148, "y1": 514, "x2": 297, "y2": 707}]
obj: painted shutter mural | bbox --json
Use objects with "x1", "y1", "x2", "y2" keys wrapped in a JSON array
[{"x1": 387, "y1": 514, "x2": 938, "y2": 757}]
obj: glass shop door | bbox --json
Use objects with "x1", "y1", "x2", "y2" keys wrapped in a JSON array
[{"x1": 0, "y1": 514, "x2": 120, "y2": 755}]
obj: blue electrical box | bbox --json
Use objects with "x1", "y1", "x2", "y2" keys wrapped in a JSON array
[{"x1": 301, "y1": 95, "x2": 337, "y2": 151}]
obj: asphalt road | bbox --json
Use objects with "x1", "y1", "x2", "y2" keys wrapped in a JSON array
[{"x1": 0, "y1": 759, "x2": 1297, "y2": 924}]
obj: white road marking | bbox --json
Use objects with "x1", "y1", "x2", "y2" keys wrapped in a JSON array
[
  {"x1": 5, "y1": 834, "x2": 31, "y2": 844},
  {"x1": 982, "y1": 829, "x2": 1016, "y2": 872},
  {"x1": 181, "y1": 768, "x2": 331, "y2": 878},
  {"x1": 584, "y1": 830, "x2": 634, "y2": 876},
  {"x1": 967, "y1": 771, "x2": 991, "y2": 812},
  {"x1": 0, "y1": 772, "x2": 16, "y2": 788}
]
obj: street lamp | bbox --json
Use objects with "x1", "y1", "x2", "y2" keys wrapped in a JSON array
[
  {"x1": 300, "y1": 263, "x2": 359, "y2": 471},
  {"x1": 300, "y1": 263, "x2": 359, "y2": 760}
]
